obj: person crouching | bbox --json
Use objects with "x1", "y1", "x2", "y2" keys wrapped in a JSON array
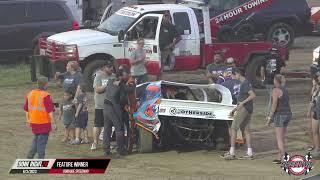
[{"x1": 103, "y1": 70, "x2": 126, "y2": 158}]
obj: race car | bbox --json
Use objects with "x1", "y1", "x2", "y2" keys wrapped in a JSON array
[{"x1": 133, "y1": 81, "x2": 236, "y2": 153}]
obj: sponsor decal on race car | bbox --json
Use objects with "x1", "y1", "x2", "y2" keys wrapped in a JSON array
[
  {"x1": 169, "y1": 107, "x2": 216, "y2": 119},
  {"x1": 213, "y1": 0, "x2": 273, "y2": 24}
]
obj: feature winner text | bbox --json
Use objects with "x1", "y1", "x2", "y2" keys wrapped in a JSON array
[{"x1": 56, "y1": 161, "x2": 89, "y2": 168}]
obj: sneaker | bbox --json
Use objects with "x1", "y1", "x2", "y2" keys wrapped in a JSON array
[
  {"x1": 163, "y1": 66, "x2": 170, "y2": 71},
  {"x1": 90, "y1": 143, "x2": 97, "y2": 150},
  {"x1": 307, "y1": 146, "x2": 314, "y2": 152},
  {"x1": 272, "y1": 159, "x2": 282, "y2": 164},
  {"x1": 81, "y1": 139, "x2": 89, "y2": 144},
  {"x1": 221, "y1": 152, "x2": 236, "y2": 160},
  {"x1": 238, "y1": 154, "x2": 254, "y2": 160},
  {"x1": 70, "y1": 139, "x2": 81, "y2": 145}
]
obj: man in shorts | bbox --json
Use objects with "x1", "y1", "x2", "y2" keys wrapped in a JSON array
[
  {"x1": 222, "y1": 68, "x2": 256, "y2": 160},
  {"x1": 91, "y1": 61, "x2": 115, "y2": 150},
  {"x1": 261, "y1": 48, "x2": 285, "y2": 116}
]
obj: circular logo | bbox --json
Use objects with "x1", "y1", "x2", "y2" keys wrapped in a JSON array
[
  {"x1": 283, "y1": 154, "x2": 313, "y2": 176},
  {"x1": 169, "y1": 107, "x2": 177, "y2": 115}
]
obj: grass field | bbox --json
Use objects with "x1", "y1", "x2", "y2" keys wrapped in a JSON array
[{"x1": 0, "y1": 64, "x2": 30, "y2": 87}]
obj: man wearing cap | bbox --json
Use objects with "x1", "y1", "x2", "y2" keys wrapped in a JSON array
[
  {"x1": 103, "y1": 69, "x2": 127, "y2": 158},
  {"x1": 24, "y1": 76, "x2": 56, "y2": 159},
  {"x1": 159, "y1": 11, "x2": 181, "y2": 75},
  {"x1": 91, "y1": 61, "x2": 115, "y2": 150},
  {"x1": 261, "y1": 48, "x2": 285, "y2": 116}
]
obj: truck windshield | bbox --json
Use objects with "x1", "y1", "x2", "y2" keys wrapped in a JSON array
[{"x1": 97, "y1": 13, "x2": 136, "y2": 36}]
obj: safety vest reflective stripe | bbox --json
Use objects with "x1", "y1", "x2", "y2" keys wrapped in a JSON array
[
  {"x1": 27, "y1": 90, "x2": 51, "y2": 124},
  {"x1": 28, "y1": 91, "x2": 46, "y2": 111}
]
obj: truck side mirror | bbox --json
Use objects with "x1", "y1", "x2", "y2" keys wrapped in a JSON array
[{"x1": 118, "y1": 30, "x2": 125, "y2": 42}]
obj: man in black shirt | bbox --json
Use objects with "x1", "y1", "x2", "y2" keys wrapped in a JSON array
[
  {"x1": 261, "y1": 48, "x2": 285, "y2": 116},
  {"x1": 159, "y1": 11, "x2": 181, "y2": 74}
]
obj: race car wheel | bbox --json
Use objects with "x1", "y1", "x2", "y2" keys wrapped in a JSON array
[
  {"x1": 267, "y1": 22, "x2": 295, "y2": 47},
  {"x1": 246, "y1": 55, "x2": 265, "y2": 88},
  {"x1": 83, "y1": 59, "x2": 113, "y2": 91},
  {"x1": 137, "y1": 127, "x2": 153, "y2": 153}
]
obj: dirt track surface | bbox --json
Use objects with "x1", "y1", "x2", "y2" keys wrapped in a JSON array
[{"x1": 1, "y1": 36, "x2": 320, "y2": 180}]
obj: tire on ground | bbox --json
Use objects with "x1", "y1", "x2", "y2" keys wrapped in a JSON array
[
  {"x1": 137, "y1": 126, "x2": 153, "y2": 153},
  {"x1": 214, "y1": 121, "x2": 230, "y2": 151},
  {"x1": 83, "y1": 59, "x2": 112, "y2": 91},
  {"x1": 267, "y1": 22, "x2": 295, "y2": 48},
  {"x1": 246, "y1": 55, "x2": 265, "y2": 88}
]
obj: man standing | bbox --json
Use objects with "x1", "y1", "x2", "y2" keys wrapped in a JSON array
[
  {"x1": 222, "y1": 68, "x2": 256, "y2": 160},
  {"x1": 103, "y1": 69, "x2": 126, "y2": 158},
  {"x1": 261, "y1": 48, "x2": 285, "y2": 116},
  {"x1": 118, "y1": 66, "x2": 136, "y2": 153},
  {"x1": 130, "y1": 38, "x2": 148, "y2": 84},
  {"x1": 159, "y1": 11, "x2": 181, "y2": 74},
  {"x1": 24, "y1": 77, "x2": 56, "y2": 159},
  {"x1": 221, "y1": 68, "x2": 241, "y2": 105},
  {"x1": 206, "y1": 53, "x2": 225, "y2": 84},
  {"x1": 91, "y1": 61, "x2": 115, "y2": 150}
]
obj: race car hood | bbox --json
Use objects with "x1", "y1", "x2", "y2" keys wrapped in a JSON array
[
  {"x1": 133, "y1": 81, "x2": 235, "y2": 135},
  {"x1": 47, "y1": 29, "x2": 117, "y2": 46}
]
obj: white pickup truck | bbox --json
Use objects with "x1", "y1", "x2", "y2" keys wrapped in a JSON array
[{"x1": 39, "y1": 0, "x2": 287, "y2": 87}]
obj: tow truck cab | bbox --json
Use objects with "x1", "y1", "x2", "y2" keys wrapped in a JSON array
[{"x1": 39, "y1": 0, "x2": 288, "y2": 87}]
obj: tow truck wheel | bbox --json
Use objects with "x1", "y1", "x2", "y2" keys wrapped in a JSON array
[
  {"x1": 137, "y1": 127, "x2": 153, "y2": 153},
  {"x1": 83, "y1": 59, "x2": 113, "y2": 91},
  {"x1": 267, "y1": 22, "x2": 295, "y2": 47},
  {"x1": 246, "y1": 56, "x2": 265, "y2": 88}
]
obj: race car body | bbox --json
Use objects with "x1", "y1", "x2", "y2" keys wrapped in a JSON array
[{"x1": 133, "y1": 81, "x2": 236, "y2": 152}]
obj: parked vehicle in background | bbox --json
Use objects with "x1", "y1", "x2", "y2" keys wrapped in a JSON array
[
  {"x1": 0, "y1": 0, "x2": 79, "y2": 61},
  {"x1": 311, "y1": 7, "x2": 320, "y2": 33},
  {"x1": 38, "y1": 0, "x2": 288, "y2": 89},
  {"x1": 65, "y1": 0, "x2": 162, "y2": 28},
  {"x1": 190, "y1": 0, "x2": 312, "y2": 47}
]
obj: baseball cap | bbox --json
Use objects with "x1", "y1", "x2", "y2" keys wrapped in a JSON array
[
  {"x1": 37, "y1": 76, "x2": 48, "y2": 88},
  {"x1": 226, "y1": 57, "x2": 235, "y2": 64},
  {"x1": 270, "y1": 48, "x2": 278, "y2": 52}
]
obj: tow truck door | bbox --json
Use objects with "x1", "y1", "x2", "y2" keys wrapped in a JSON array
[
  {"x1": 170, "y1": 9, "x2": 200, "y2": 71},
  {"x1": 124, "y1": 14, "x2": 163, "y2": 75}
]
